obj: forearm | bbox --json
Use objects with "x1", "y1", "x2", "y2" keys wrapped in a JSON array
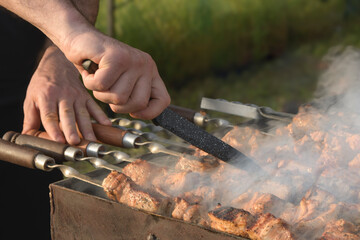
[
  {"x1": 0, "y1": 0, "x2": 96, "y2": 52},
  {"x1": 71, "y1": 0, "x2": 99, "y2": 25}
]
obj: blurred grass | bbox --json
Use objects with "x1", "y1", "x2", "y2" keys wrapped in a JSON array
[
  {"x1": 94, "y1": 0, "x2": 360, "y2": 113},
  {"x1": 80, "y1": 1, "x2": 360, "y2": 174},
  {"x1": 97, "y1": 0, "x2": 347, "y2": 85}
]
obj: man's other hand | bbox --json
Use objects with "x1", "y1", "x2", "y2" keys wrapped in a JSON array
[{"x1": 22, "y1": 45, "x2": 111, "y2": 145}]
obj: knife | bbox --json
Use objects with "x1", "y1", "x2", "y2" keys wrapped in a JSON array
[
  {"x1": 82, "y1": 60, "x2": 264, "y2": 172},
  {"x1": 152, "y1": 108, "x2": 264, "y2": 173}
]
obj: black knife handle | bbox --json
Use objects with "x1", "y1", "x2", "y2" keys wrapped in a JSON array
[
  {"x1": 168, "y1": 105, "x2": 197, "y2": 123},
  {"x1": 153, "y1": 107, "x2": 239, "y2": 161},
  {"x1": 153, "y1": 108, "x2": 264, "y2": 173}
]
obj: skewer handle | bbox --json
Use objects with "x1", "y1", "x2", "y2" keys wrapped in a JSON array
[
  {"x1": 26, "y1": 130, "x2": 92, "y2": 154},
  {"x1": 168, "y1": 105, "x2": 207, "y2": 127},
  {"x1": 82, "y1": 59, "x2": 98, "y2": 74},
  {"x1": 0, "y1": 138, "x2": 54, "y2": 170},
  {"x1": 92, "y1": 123, "x2": 138, "y2": 148},
  {"x1": 168, "y1": 105, "x2": 197, "y2": 123},
  {"x1": 2, "y1": 131, "x2": 82, "y2": 162}
]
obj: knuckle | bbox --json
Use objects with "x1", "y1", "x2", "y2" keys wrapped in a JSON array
[
  {"x1": 114, "y1": 50, "x2": 131, "y2": 68},
  {"x1": 112, "y1": 95, "x2": 128, "y2": 105},
  {"x1": 93, "y1": 81, "x2": 109, "y2": 91},
  {"x1": 84, "y1": 79, "x2": 109, "y2": 92},
  {"x1": 43, "y1": 111, "x2": 59, "y2": 122},
  {"x1": 109, "y1": 104, "x2": 122, "y2": 113},
  {"x1": 62, "y1": 107, "x2": 74, "y2": 115},
  {"x1": 77, "y1": 108, "x2": 89, "y2": 117},
  {"x1": 132, "y1": 51, "x2": 152, "y2": 68},
  {"x1": 164, "y1": 95, "x2": 171, "y2": 106},
  {"x1": 135, "y1": 98, "x2": 148, "y2": 110}
]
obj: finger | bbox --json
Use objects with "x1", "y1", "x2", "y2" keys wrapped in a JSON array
[
  {"x1": 74, "y1": 101, "x2": 96, "y2": 142},
  {"x1": 38, "y1": 98, "x2": 65, "y2": 143},
  {"x1": 22, "y1": 101, "x2": 41, "y2": 134},
  {"x1": 110, "y1": 76, "x2": 152, "y2": 114},
  {"x1": 92, "y1": 71, "x2": 137, "y2": 105},
  {"x1": 130, "y1": 77, "x2": 171, "y2": 119},
  {"x1": 58, "y1": 100, "x2": 80, "y2": 145},
  {"x1": 86, "y1": 98, "x2": 112, "y2": 126},
  {"x1": 82, "y1": 59, "x2": 125, "y2": 92}
]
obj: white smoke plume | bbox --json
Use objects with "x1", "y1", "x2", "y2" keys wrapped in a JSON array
[
  {"x1": 196, "y1": 46, "x2": 360, "y2": 239},
  {"x1": 122, "y1": 46, "x2": 360, "y2": 239}
]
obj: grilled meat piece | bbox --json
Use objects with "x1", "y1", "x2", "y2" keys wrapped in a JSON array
[
  {"x1": 172, "y1": 197, "x2": 204, "y2": 224},
  {"x1": 294, "y1": 203, "x2": 360, "y2": 239},
  {"x1": 349, "y1": 153, "x2": 360, "y2": 168},
  {"x1": 208, "y1": 206, "x2": 295, "y2": 239},
  {"x1": 180, "y1": 185, "x2": 219, "y2": 206},
  {"x1": 285, "y1": 106, "x2": 325, "y2": 138},
  {"x1": 346, "y1": 134, "x2": 360, "y2": 152},
  {"x1": 152, "y1": 170, "x2": 201, "y2": 196},
  {"x1": 248, "y1": 213, "x2": 294, "y2": 240},
  {"x1": 122, "y1": 159, "x2": 168, "y2": 187},
  {"x1": 317, "y1": 168, "x2": 360, "y2": 203},
  {"x1": 280, "y1": 187, "x2": 337, "y2": 226},
  {"x1": 175, "y1": 154, "x2": 219, "y2": 172},
  {"x1": 257, "y1": 179, "x2": 291, "y2": 201},
  {"x1": 208, "y1": 206, "x2": 255, "y2": 238},
  {"x1": 231, "y1": 192, "x2": 294, "y2": 218},
  {"x1": 172, "y1": 197, "x2": 191, "y2": 219},
  {"x1": 319, "y1": 219, "x2": 360, "y2": 240},
  {"x1": 123, "y1": 159, "x2": 201, "y2": 197},
  {"x1": 221, "y1": 126, "x2": 265, "y2": 157},
  {"x1": 102, "y1": 171, "x2": 172, "y2": 215},
  {"x1": 209, "y1": 160, "x2": 250, "y2": 200}
]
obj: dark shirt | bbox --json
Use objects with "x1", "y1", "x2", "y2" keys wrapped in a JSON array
[
  {"x1": 0, "y1": 7, "x2": 45, "y2": 107},
  {"x1": 0, "y1": 7, "x2": 62, "y2": 239}
]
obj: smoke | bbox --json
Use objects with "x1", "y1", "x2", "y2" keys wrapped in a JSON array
[
  {"x1": 196, "y1": 46, "x2": 360, "y2": 239},
  {"x1": 133, "y1": 46, "x2": 360, "y2": 239}
]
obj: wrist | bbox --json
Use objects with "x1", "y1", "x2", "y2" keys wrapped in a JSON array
[
  {"x1": 49, "y1": 6, "x2": 95, "y2": 55},
  {"x1": 37, "y1": 44, "x2": 78, "y2": 77}
]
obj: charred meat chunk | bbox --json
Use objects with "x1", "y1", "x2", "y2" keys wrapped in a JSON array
[
  {"x1": 208, "y1": 206, "x2": 255, "y2": 238},
  {"x1": 102, "y1": 171, "x2": 172, "y2": 215},
  {"x1": 248, "y1": 213, "x2": 295, "y2": 240},
  {"x1": 171, "y1": 197, "x2": 204, "y2": 224},
  {"x1": 319, "y1": 219, "x2": 360, "y2": 240},
  {"x1": 152, "y1": 170, "x2": 201, "y2": 196},
  {"x1": 122, "y1": 159, "x2": 168, "y2": 187},
  {"x1": 208, "y1": 206, "x2": 295, "y2": 239},
  {"x1": 231, "y1": 192, "x2": 294, "y2": 218},
  {"x1": 175, "y1": 154, "x2": 219, "y2": 172}
]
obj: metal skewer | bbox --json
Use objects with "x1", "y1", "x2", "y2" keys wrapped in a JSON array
[
  {"x1": 47, "y1": 163, "x2": 103, "y2": 187},
  {"x1": 111, "y1": 118, "x2": 164, "y2": 133},
  {"x1": 16, "y1": 130, "x2": 177, "y2": 168},
  {"x1": 0, "y1": 139, "x2": 103, "y2": 188},
  {"x1": 116, "y1": 126, "x2": 190, "y2": 149},
  {"x1": 3, "y1": 131, "x2": 124, "y2": 173}
]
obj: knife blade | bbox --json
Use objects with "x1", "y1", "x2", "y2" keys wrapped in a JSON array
[{"x1": 201, "y1": 97, "x2": 294, "y2": 123}]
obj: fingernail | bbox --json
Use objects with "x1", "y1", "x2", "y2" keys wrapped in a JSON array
[
  {"x1": 86, "y1": 133, "x2": 96, "y2": 142},
  {"x1": 103, "y1": 118, "x2": 112, "y2": 125},
  {"x1": 70, "y1": 133, "x2": 80, "y2": 144},
  {"x1": 55, "y1": 135, "x2": 65, "y2": 143}
]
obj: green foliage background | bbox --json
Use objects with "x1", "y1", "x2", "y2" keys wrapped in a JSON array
[{"x1": 96, "y1": 0, "x2": 360, "y2": 111}]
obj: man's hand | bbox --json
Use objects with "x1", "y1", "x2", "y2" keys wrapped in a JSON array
[
  {"x1": 1, "y1": 0, "x2": 170, "y2": 120},
  {"x1": 22, "y1": 45, "x2": 111, "y2": 144},
  {"x1": 63, "y1": 31, "x2": 171, "y2": 120}
]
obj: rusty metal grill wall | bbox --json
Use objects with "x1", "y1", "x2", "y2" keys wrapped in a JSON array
[{"x1": 50, "y1": 168, "x2": 247, "y2": 240}]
